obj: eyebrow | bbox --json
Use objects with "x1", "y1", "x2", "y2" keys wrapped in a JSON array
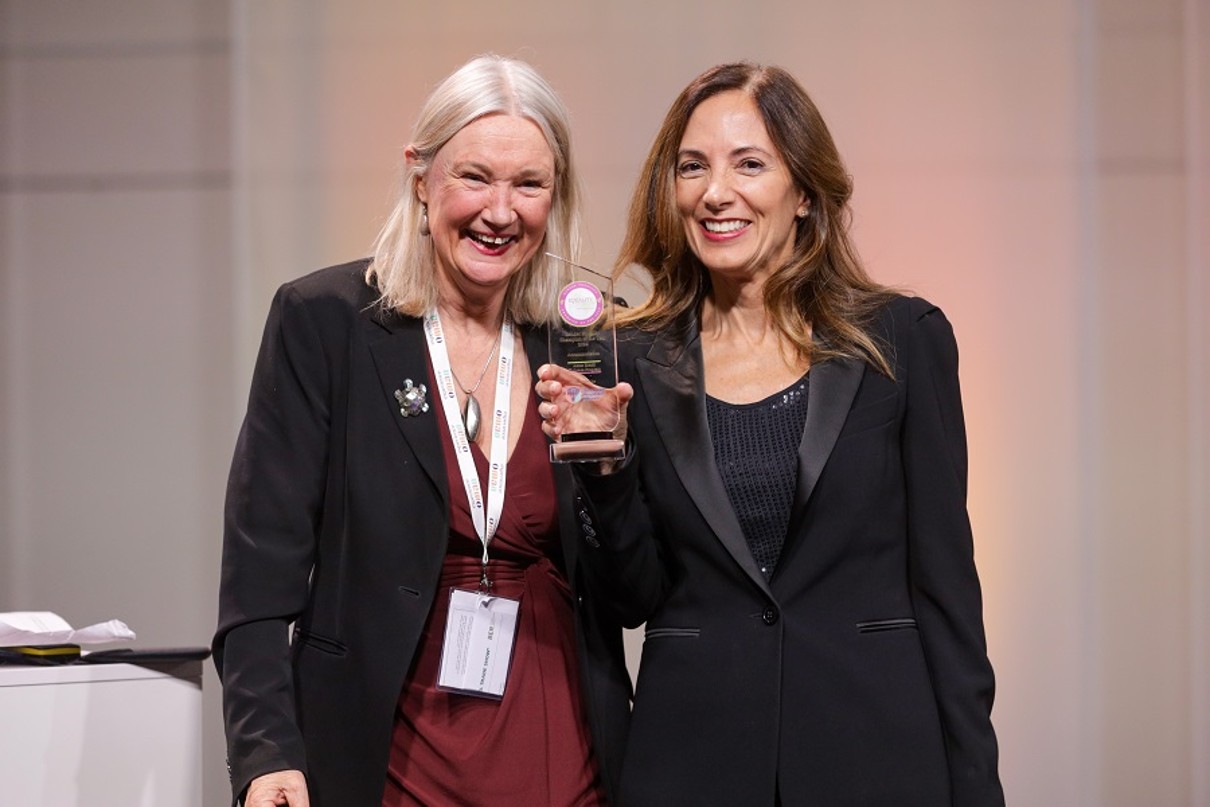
[
  {"x1": 676, "y1": 145, "x2": 776, "y2": 161},
  {"x1": 514, "y1": 167, "x2": 553, "y2": 182},
  {"x1": 451, "y1": 160, "x2": 552, "y2": 182},
  {"x1": 450, "y1": 160, "x2": 491, "y2": 177}
]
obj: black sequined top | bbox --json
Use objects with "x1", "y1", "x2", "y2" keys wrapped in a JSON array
[{"x1": 706, "y1": 373, "x2": 810, "y2": 579}]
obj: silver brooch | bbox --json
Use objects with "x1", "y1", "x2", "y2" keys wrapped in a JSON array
[{"x1": 394, "y1": 379, "x2": 429, "y2": 418}]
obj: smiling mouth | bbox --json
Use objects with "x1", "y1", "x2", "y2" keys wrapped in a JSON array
[
  {"x1": 467, "y1": 231, "x2": 516, "y2": 248},
  {"x1": 702, "y1": 219, "x2": 748, "y2": 234}
]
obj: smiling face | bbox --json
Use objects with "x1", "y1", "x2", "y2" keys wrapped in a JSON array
[
  {"x1": 675, "y1": 90, "x2": 807, "y2": 283},
  {"x1": 412, "y1": 113, "x2": 556, "y2": 305}
]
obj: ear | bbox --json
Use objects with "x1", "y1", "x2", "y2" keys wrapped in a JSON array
[
  {"x1": 404, "y1": 145, "x2": 428, "y2": 204},
  {"x1": 795, "y1": 189, "x2": 809, "y2": 219}
]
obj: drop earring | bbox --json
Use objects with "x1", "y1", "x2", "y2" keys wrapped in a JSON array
[{"x1": 420, "y1": 204, "x2": 430, "y2": 236}]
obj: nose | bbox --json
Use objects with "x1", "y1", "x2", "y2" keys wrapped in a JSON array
[
  {"x1": 702, "y1": 171, "x2": 733, "y2": 211},
  {"x1": 482, "y1": 184, "x2": 516, "y2": 227}
]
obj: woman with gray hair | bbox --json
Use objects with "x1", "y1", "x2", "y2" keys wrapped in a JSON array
[{"x1": 214, "y1": 55, "x2": 629, "y2": 807}]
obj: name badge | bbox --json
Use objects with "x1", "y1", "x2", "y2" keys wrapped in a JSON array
[{"x1": 436, "y1": 588, "x2": 520, "y2": 699}]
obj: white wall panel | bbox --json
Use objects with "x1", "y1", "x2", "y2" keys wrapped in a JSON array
[
  {"x1": 0, "y1": 3, "x2": 233, "y2": 805},
  {"x1": 0, "y1": 0, "x2": 228, "y2": 49},
  {"x1": 1093, "y1": 6, "x2": 1195, "y2": 802},
  {"x1": 3, "y1": 52, "x2": 230, "y2": 179},
  {"x1": 6, "y1": 188, "x2": 231, "y2": 625}
]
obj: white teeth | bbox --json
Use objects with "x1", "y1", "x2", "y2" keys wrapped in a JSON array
[
  {"x1": 703, "y1": 220, "x2": 747, "y2": 233},
  {"x1": 470, "y1": 232, "x2": 513, "y2": 246}
]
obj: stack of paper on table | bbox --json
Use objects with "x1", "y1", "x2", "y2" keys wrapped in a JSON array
[{"x1": 0, "y1": 611, "x2": 135, "y2": 662}]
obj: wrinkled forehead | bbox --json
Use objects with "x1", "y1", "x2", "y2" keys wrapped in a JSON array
[{"x1": 434, "y1": 114, "x2": 556, "y2": 172}]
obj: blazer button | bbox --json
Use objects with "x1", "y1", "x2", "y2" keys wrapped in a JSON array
[{"x1": 762, "y1": 606, "x2": 779, "y2": 626}]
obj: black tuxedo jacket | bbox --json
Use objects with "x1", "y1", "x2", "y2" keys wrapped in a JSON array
[
  {"x1": 213, "y1": 261, "x2": 631, "y2": 806},
  {"x1": 578, "y1": 296, "x2": 1004, "y2": 806}
]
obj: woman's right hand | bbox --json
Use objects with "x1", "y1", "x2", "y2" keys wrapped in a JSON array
[
  {"x1": 536, "y1": 363, "x2": 633, "y2": 472},
  {"x1": 245, "y1": 769, "x2": 309, "y2": 807}
]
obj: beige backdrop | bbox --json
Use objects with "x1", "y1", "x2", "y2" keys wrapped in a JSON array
[{"x1": 2, "y1": 1, "x2": 1207, "y2": 805}]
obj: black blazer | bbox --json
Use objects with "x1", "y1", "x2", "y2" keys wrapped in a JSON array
[
  {"x1": 577, "y1": 296, "x2": 1004, "y2": 806},
  {"x1": 213, "y1": 261, "x2": 631, "y2": 807}
]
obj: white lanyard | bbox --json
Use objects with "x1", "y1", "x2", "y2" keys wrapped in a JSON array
[{"x1": 423, "y1": 308, "x2": 515, "y2": 587}]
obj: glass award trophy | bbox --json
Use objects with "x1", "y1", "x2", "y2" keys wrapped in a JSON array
[{"x1": 545, "y1": 253, "x2": 626, "y2": 464}]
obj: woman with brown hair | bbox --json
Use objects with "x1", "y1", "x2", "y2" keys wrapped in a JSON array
[{"x1": 540, "y1": 62, "x2": 1004, "y2": 806}]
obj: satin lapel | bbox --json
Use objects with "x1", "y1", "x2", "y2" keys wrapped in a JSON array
[
  {"x1": 637, "y1": 330, "x2": 772, "y2": 596},
  {"x1": 366, "y1": 311, "x2": 447, "y2": 501},
  {"x1": 787, "y1": 357, "x2": 865, "y2": 533}
]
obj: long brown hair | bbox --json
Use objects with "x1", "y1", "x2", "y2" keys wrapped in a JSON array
[{"x1": 616, "y1": 62, "x2": 895, "y2": 375}]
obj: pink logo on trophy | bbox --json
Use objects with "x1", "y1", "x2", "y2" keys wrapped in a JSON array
[{"x1": 557, "y1": 281, "x2": 605, "y2": 328}]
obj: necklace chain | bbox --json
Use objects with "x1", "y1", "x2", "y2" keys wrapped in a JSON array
[{"x1": 449, "y1": 331, "x2": 502, "y2": 396}]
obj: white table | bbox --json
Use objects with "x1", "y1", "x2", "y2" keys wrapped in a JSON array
[{"x1": 0, "y1": 659, "x2": 203, "y2": 806}]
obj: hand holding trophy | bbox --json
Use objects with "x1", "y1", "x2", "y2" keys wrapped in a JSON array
[{"x1": 541, "y1": 254, "x2": 629, "y2": 464}]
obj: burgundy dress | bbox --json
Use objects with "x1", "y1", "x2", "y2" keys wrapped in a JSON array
[{"x1": 382, "y1": 389, "x2": 606, "y2": 806}]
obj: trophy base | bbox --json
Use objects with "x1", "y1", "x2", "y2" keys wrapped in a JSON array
[{"x1": 549, "y1": 437, "x2": 626, "y2": 464}]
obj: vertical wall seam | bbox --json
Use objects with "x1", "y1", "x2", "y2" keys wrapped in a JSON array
[
  {"x1": 1184, "y1": 0, "x2": 1208, "y2": 803},
  {"x1": 1076, "y1": 0, "x2": 1104, "y2": 804},
  {"x1": 231, "y1": 0, "x2": 255, "y2": 420},
  {"x1": 3, "y1": 54, "x2": 32, "y2": 607}
]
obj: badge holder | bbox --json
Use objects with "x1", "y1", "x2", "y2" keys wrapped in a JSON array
[{"x1": 436, "y1": 588, "x2": 520, "y2": 700}]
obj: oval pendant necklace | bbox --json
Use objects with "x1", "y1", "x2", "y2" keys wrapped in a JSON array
[{"x1": 450, "y1": 332, "x2": 502, "y2": 442}]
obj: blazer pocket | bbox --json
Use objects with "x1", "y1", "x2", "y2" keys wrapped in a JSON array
[
  {"x1": 293, "y1": 628, "x2": 349, "y2": 656},
  {"x1": 837, "y1": 391, "x2": 899, "y2": 439},
  {"x1": 643, "y1": 626, "x2": 701, "y2": 640},
  {"x1": 856, "y1": 617, "x2": 918, "y2": 634}
]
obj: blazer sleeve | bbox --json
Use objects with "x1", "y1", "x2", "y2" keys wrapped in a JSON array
[
  {"x1": 572, "y1": 447, "x2": 669, "y2": 629},
  {"x1": 212, "y1": 283, "x2": 332, "y2": 801},
  {"x1": 902, "y1": 301, "x2": 1004, "y2": 805}
]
